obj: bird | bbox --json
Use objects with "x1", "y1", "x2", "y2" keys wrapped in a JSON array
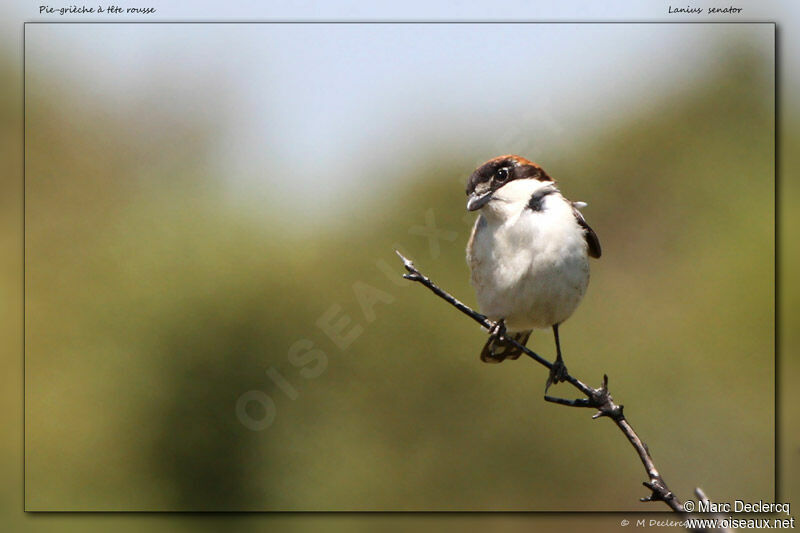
[{"x1": 465, "y1": 155, "x2": 601, "y2": 390}]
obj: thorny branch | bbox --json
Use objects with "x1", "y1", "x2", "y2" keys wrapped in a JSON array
[{"x1": 397, "y1": 251, "x2": 728, "y2": 532}]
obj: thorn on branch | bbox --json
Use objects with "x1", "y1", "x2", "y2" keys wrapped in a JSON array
[
  {"x1": 396, "y1": 249, "x2": 416, "y2": 272},
  {"x1": 641, "y1": 480, "x2": 672, "y2": 503},
  {"x1": 544, "y1": 395, "x2": 592, "y2": 407}
]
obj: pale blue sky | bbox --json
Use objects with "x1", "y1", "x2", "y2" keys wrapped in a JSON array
[{"x1": 25, "y1": 23, "x2": 773, "y2": 218}]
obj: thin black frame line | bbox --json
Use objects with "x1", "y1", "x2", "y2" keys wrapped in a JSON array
[
  {"x1": 21, "y1": 20, "x2": 779, "y2": 513},
  {"x1": 773, "y1": 23, "x2": 781, "y2": 505},
  {"x1": 22, "y1": 20, "x2": 26, "y2": 514}
]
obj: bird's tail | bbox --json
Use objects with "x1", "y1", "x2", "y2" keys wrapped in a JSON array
[{"x1": 480, "y1": 330, "x2": 531, "y2": 363}]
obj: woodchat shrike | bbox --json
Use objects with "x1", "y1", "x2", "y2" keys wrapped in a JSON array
[{"x1": 465, "y1": 155, "x2": 601, "y2": 389}]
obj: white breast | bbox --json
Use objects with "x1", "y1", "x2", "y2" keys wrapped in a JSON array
[{"x1": 466, "y1": 184, "x2": 590, "y2": 332}]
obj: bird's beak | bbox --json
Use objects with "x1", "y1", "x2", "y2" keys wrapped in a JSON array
[{"x1": 467, "y1": 190, "x2": 493, "y2": 211}]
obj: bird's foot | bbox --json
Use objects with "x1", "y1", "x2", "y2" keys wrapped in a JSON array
[
  {"x1": 545, "y1": 358, "x2": 569, "y2": 391},
  {"x1": 488, "y1": 319, "x2": 507, "y2": 341},
  {"x1": 480, "y1": 319, "x2": 508, "y2": 363}
]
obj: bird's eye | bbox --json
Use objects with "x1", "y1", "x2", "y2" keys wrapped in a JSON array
[{"x1": 496, "y1": 167, "x2": 510, "y2": 182}]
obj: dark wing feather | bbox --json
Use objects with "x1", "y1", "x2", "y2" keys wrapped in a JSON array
[{"x1": 572, "y1": 205, "x2": 601, "y2": 259}]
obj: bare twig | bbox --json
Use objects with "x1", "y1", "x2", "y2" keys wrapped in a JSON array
[
  {"x1": 397, "y1": 251, "x2": 689, "y2": 512},
  {"x1": 694, "y1": 488, "x2": 733, "y2": 533}
]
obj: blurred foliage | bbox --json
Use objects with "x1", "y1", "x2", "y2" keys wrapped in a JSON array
[{"x1": 0, "y1": 26, "x2": 786, "y2": 532}]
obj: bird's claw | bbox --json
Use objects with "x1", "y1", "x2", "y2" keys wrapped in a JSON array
[
  {"x1": 545, "y1": 358, "x2": 569, "y2": 391},
  {"x1": 488, "y1": 319, "x2": 507, "y2": 341},
  {"x1": 480, "y1": 319, "x2": 509, "y2": 363}
]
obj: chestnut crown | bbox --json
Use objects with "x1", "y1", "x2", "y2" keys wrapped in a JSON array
[{"x1": 465, "y1": 155, "x2": 552, "y2": 197}]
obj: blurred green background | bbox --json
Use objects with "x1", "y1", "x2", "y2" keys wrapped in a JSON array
[{"x1": 1, "y1": 19, "x2": 792, "y2": 532}]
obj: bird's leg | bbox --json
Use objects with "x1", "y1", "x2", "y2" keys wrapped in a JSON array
[{"x1": 545, "y1": 323, "x2": 569, "y2": 391}]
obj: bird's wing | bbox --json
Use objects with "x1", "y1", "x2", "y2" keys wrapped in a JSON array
[
  {"x1": 572, "y1": 204, "x2": 601, "y2": 259},
  {"x1": 466, "y1": 214, "x2": 486, "y2": 268}
]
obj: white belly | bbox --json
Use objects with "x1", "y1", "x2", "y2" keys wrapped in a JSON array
[{"x1": 467, "y1": 209, "x2": 590, "y2": 332}]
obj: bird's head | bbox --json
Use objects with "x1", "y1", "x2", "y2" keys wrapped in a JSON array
[{"x1": 465, "y1": 155, "x2": 553, "y2": 212}]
